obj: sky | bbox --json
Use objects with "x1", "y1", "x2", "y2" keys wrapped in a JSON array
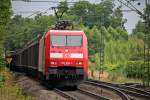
[{"x1": 11, "y1": 0, "x2": 145, "y2": 34}]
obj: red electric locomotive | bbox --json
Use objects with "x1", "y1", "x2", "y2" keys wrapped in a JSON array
[{"x1": 39, "y1": 30, "x2": 88, "y2": 86}]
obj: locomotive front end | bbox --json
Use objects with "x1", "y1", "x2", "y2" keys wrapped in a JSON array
[{"x1": 45, "y1": 30, "x2": 88, "y2": 86}]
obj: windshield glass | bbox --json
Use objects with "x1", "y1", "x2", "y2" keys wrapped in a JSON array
[
  {"x1": 51, "y1": 35, "x2": 66, "y2": 46},
  {"x1": 51, "y1": 35, "x2": 82, "y2": 46}
]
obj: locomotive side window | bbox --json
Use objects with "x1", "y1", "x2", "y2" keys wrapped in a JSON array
[
  {"x1": 51, "y1": 35, "x2": 66, "y2": 46},
  {"x1": 67, "y1": 36, "x2": 82, "y2": 46},
  {"x1": 51, "y1": 35, "x2": 82, "y2": 46}
]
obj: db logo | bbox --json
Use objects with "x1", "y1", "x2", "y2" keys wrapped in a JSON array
[{"x1": 64, "y1": 53, "x2": 70, "y2": 58}]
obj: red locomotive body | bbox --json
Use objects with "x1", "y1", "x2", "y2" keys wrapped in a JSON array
[
  {"x1": 39, "y1": 30, "x2": 88, "y2": 86},
  {"x1": 11, "y1": 30, "x2": 88, "y2": 87}
]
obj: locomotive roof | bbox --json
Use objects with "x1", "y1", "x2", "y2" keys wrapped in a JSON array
[
  {"x1": 49, "y1": 30, "x2": 84, "y2": 34},
  {"x1": 50, "y1": 30, "x2": 83, "y2": 32}
]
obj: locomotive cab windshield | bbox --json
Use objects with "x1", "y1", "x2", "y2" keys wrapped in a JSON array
[{"x1": 51, "y1": 35, "x2": 82, "y2": 47}]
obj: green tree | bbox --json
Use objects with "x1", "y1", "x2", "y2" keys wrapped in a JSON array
[
  {"x1": 69, "y1": 0, "x2": 116, "y2": 28},
  {"x1": 132, "y1": 20, "x2": 145, "y2": 34},
  {"x1": 85, "y1": 26, "x2": 101, "y2": 55},
  {"x1": 111, "y1": 6, "x2": 126, "y2": 28},
  {"x1": 132, "y1": 20, "x2": 145, "y2": 40},
  {"x1": 101, "y1": 26, "x2": 110, "y2": 41},
  {"x1": 69, "y1": 1, "x2": 89, "y2": 22},
  {"x1": 58, "y1": 0, "x2": 68, "y2": 13},
  {"x1": 0, "y1": 0, "x2": 11, "y2": 62},
  {"x1": 4, "y1": 15, "x2": 56, "y2": 50},
  {"x1": 116, "y1": 27, "x2": 128, "y2": 40},
  {"x1": 107, "y1": 26, "x2": 118, "y2": 40}
]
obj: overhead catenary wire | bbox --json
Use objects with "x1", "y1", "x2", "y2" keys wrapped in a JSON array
[
  {"x1": 14, "y1": 0, "x2": 140, "y2": 18},
  {"x1": 12, "y1": 0, "x2": 91, "y2": 17},
  {"x1": 121, "y1": 9, "x2": 137, "y2": 12},
  {"x1": 26, "y1": 11, "x2": 41, "y2": 18},
  {"x1": 26, "y1": 7, "x2": 52, "y2": 18},
  {"x1": 26, "y1": 6, "x2": 67, "y2": 18},
  {"x1": 124, "y1": 0, "x2": 144, "y2": 16},
  {"x1": 117, "y1": 0, "x2": 144, "y2": 17},
  {"x1": 12, "y1": 0, "x2": 81, "y2": 4},
  {"x1": 118, "y1": 0, "x2": 137, "y2": 11},
  {"x1": 13, "y1": 11, "x2": 40, "y2": 14},
  {"x1": 11, "y1": 0, "x2": 93, "y2": 7}
]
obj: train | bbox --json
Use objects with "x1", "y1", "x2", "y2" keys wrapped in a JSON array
[{"x1": 9, "y1": 29, "x2": 88, "y2": 87}]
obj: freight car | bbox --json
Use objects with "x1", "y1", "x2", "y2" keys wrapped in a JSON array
[{"x1": 10, "y1": 30, "x2": 88, "y2": 87}]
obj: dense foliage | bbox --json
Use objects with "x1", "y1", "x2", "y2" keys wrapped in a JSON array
[
  {"x1": 125, "y1": 61, "x2": 144, "y2": 79},
  {"x1": 0, "y1": 0, "x2": 11, "y2": 66},
  {"x1": 4, "y1": 15, "x2": 56, "y2": 50},
  {"x1": 4, "y1": 0, "x2": 147, "y2": 81}
]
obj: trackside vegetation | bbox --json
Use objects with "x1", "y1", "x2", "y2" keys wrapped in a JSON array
[
  {"x1": 0, "y1": 67, "x2": 35, "y2": 100},
  {"x1": 0, "y1": 0, "x2": 35, "y2": 99}
]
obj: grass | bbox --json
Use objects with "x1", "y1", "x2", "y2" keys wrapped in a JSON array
[
  {"x1": 104, "y1": 73, "x2": 142, "y2": 84},
  {"x1": 89, "y1": 69, "x2": 143, "y2": 84},
  {"x1": 0, "y1": 67, "x2": 35, "y2": 100}
]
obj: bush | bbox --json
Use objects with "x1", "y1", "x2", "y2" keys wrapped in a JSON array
[
  {"x1": 0, "y1": 58, "x2": 6, "y2": 67},
  {"x1": 0, "y1": 75, "x2": 5, "y2": 87},
  {"x1": 125, "y1": 61, "x2": 144, "y2": 79}
]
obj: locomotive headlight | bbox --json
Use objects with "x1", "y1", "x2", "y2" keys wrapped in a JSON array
[
  {"x1": 78, "y1": 62, "x2": 82, "y2": 65},
  {"x1": 51, "y1": 62, "x2": 55, "y2": 64},
  {"x1": 76, "y1": 62, "x2": 82, "y2": 65},
  {"x1": 51, "y1": 62, "x2": 57, "y2": 64}
]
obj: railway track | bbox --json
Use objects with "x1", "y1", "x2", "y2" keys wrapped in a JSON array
[
  {"x1": 42, "y1": 78, "x2": 110, "y2": 99},
  {"x1": 13, "y1": 72, "x2": 150, "y2": 100},
  {"x1": 54, "y1": 88, "x2": 78, "y2": 100},
  {"x1": 14, "y1": 72, "x2": 109, "y2": 100},
  {"x1": 53, "y1": 80, "x2": 131, "y2": 100},
  {"x1": 83, "y1": 80, "x2": 129, "y2": 100},
  {"x1": 37, "y1": 79, "x2": 130, "y2": 100},
  {"x1": 87, "y1": 79, "x2": 150, "y2": 99},
  {"x1": 54, "y1": 87, "x2": 110, "y2": 100}
]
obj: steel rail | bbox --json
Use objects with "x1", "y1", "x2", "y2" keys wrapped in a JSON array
[
  {"x1": 87, "y1": 79, "x2": 150, "y2": 99},
  {"x1": 54, "y1": 88, "x2": 79, "y2": 100},
  {"x1": 77, "y1": 88, "x2": 110, "y2": 100},
  {"x1": 84, "y1": 80, "x2": 130, "y2": 100},
  {"x1": 89, "y1": 79, "x2": 150, "y2": 95}
]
